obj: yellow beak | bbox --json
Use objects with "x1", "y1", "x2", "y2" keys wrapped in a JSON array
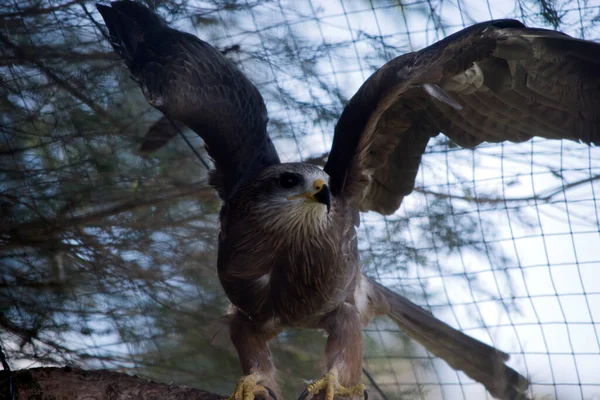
[{"x1": 287, "y1": 179, "x2": 331, "y2": 213}]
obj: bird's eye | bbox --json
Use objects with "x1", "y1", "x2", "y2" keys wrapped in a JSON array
[{"x1": 279, "y1": 173, "x2": 300, "y2": 189}]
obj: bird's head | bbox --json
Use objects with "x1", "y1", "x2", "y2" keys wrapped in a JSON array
[{"x1": 239, "y1": 163, "x2": 333, "y2": 233}]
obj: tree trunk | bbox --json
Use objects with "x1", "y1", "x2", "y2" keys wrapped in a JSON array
[{"x1": 0, "y1": 367, "x2": 224, "y2": 400}]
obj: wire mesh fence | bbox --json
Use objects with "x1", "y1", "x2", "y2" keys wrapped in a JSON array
[{"x1": 1, "y1": 1, "x2": 599, "y2": 399}]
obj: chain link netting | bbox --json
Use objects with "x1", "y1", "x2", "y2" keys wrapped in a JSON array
[{"x1": 1, "y1": 1, "x2": 599, "y2": 399}]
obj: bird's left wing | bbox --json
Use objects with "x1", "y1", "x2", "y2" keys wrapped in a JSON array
[
  {"x1": 324, "y1": 19, "x2": 600, "y2": 215},
  {"x1": 97, "y1": 2, "x2": 280, "y2": 199}
]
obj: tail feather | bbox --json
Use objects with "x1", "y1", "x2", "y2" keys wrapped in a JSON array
[{"x1": 366, "y1": 276, "x2": 530, "y2": 400}]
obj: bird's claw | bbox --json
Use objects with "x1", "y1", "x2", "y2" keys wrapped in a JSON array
[
  {"x1": 227, "y1": 372, "x2": 277, "y2": 400},
  {"x1": 298, "y1": 368, "x2": 367, "y2": 400},
  {"x1": 265, "y1": 387, "x2": 278, "y2": 399}
]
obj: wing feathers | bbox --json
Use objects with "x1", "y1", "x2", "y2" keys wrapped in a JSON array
[
  {"x1": 423, "y1": 83, "x2": 463, "y2": 110},
  {"x1": 97, "y1": 2, "x2": 280, "y2": 199},
  {"x1": 326, "y1": 20, "x2": 599, "y2": 215},
  {"x1": 138, "y1": 115, "x2": 182, "y2": 153}
]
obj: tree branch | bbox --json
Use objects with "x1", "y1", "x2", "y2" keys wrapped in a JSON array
[
  {"x1": 414, "y1": 174, "x2": 600, "y2": 204},
  {"x1": 0, "y1": 367, "x2": 224, "y2": 400},
  {"x1": 0, "y1": 33, "x2": 120, "y2": 126},
  {"x1": 0, "y1": 0, "x2": 80, "y2": 18},
  {"x1": 1, "y1": 185, "x2": 216, "y2": 251}
]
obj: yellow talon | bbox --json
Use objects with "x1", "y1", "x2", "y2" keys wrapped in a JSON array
[
  {"x1": 300, "y1": 368, "x2": 366, "y2": 400},
  {"x1": 336, "y1": 384, "x2": 366, "y2": 399},
  {"x1": 227, "y1": 373, "x2": 273, "y2": 400}
]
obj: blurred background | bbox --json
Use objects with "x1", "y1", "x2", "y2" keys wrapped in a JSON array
[{"x1": 1, "y1": 0, "x2": 599, "y2": 399}]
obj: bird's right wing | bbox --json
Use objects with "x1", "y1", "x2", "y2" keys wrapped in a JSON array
[{"x1": 97, "y1": 1, "x2": 280, "y2": 199}]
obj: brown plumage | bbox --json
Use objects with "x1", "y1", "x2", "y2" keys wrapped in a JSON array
[
  {"x1": 326, "y1": 19, "x2": 599, "y2": 214},
  {"x1": 97, "y1": 2, "x2": 600, "y2": 400}
]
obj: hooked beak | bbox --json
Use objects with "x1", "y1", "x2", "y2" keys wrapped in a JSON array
[
  {"x1": 287, "y1": 179, "x2": 332, "y2": 213},
  {"x1": 313, "y1": 182, "x2": 331, "y2": 214}
]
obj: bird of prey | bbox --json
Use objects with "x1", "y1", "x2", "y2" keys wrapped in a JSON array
[{"x1": 96, "y1": 2, "x2": 599, "y2": 399}]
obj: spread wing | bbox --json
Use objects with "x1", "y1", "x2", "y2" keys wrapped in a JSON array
[
  {"x1": 324, "y1": 19, "x2": 600, "y2": 215},
  {"x1": 97, "y1": 2, "x2": 280, "y2": 199}
]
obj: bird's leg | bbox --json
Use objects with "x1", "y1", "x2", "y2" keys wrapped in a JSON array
[
  {"x1": 227, "y1": 310, "x2": 280, "y2": 400},
  {"x1": 299, "y1": 304, "x2": 367, "y2": 400}
]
